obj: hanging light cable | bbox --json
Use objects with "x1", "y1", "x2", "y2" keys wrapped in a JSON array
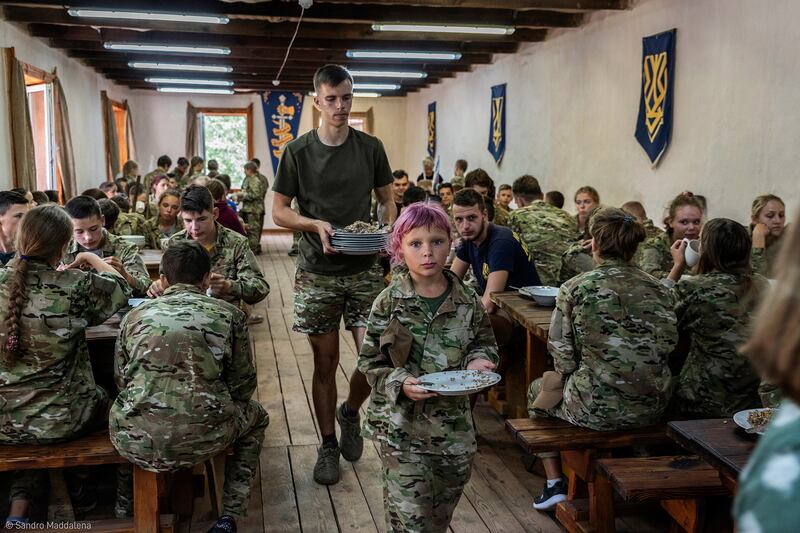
[{"x1": 272, "y1": 1, "x2": 311, "y2": 86}]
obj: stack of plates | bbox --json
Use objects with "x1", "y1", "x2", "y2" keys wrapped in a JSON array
[{"x1": 330, "y1": 231, "x2": 389, "y2": 255}]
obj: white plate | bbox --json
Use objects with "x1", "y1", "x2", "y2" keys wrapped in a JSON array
[
  {"x1": 733, "y1": 408, "x2": 775, "y2": 435},
  {"x1": 417, "y1": 370, "x2": 501, "y2": 396},
  {"x1": 128, "y1": 298, "x2": 148, "y2": 308}
]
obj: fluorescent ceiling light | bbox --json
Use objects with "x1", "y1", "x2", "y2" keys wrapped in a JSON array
[
  {"x1": 157, "y1": 87, "x2": 234, "y2": 95},
  {"x1": 346, "y1": 50, "x2": 461, "y2": 61},
  {"x1": 105, "y1": 43, "x2": 230, "y2": 55},
  {"x1": 68, "y1": 9, "x2": 229, "y2": 24},
  {"x1": 129, "y1": 62, "x2": 233, "y2": 73},
  {"x1": 309, "y1": 92, "x2": 382, "y2": 98},
  {"x1": 372, "y1": 23, "x2": 514, "y2": 35},
  {"x1": 353, "y1": 83, "x2": 400, "y2": 90},
  {"x1": 349, "y1": 70, "x2": 427, "y2": 79},
  {"x1": 146, "y1": 77, "x2": 233, "y2": 86}
]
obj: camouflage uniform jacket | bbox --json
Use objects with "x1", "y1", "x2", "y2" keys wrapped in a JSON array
[
  {"x1": 558, "y1": 241, "x2": 594, "y2": 285},
  {"x1": 751, "y1": 234, "x2": 783, "y2": 278},
  {"x1": 110, "y1": 284, "x2": 255, "y2": 471},
  {"x1": 142, "y1": 216, "x2": 184, "y2": 250},
  {"x1": 550, "y1": 259, "x2": 677, "y2": 430},
  {"x1": 493, "y1": 201, "x2": 509, "y2": 227},
  {"x1": 358, "y1": 269, "x2": 499, "y2": 455},
  {"x1": 112, "y1": 212, "x2": 148, "y2": 237},
  {"x1": 240, "y1": 174, "x2": 267, "y2": 215},
  {"x1": 635, "y1": 231, "x2": 673, "y2": 279},
  {"x1": 667, "y1": 272, "x2": 767, "y2": 417},
  {"x1": 0, "y1": 261, "x2": 129, "y2": 444},
  {"x1": 642, "y1": 218, "x2": 665, "y2": 240},
  {"x1": 507, "y1": 200, "x2": 578, "y2": 287},
  {"x1": 62, "y1": 230, "x2": 151, "y2": 297},
  {"x1": 164, "y1": 223, "x2": 269, "y2": 305}
]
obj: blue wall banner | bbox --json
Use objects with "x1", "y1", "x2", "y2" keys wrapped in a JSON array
[
  {"x1": 635, "y1": 29, "x2": 676, "y2": 166},
  {"x1": 427, "y1": 102, "x2": 436, "y2": 157},
  {"x1": 261, "y1": 91, "x2": 304, "y2": 175},
  {"x1": 488, "y1": 83, "x2": 507, "y2": 164}
]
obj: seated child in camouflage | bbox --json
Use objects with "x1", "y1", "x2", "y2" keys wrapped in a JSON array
[
  {"x1": 110, "y1": 241, "x2": 269, "y2": 533},
  {"x1": 358, "y1": 202, "x2": 499, "y2": 533},
  {"x1": 147, "y1": 185, "x2": 269, "y2": 308},
  {"x1": 635, "y1": 193, "x2": 704, "y2": 278},
  {"x1": 0, "y1": 190, "x2": 31, "y2": 265},
  {"x1": 61, "y1": 195, "x2": 151, "y2": 297},
  {"x1": 527, "y1": 207, "x2": 678, "y2": 511},
  {"x1": 664, "y1": 218, "x2": 768, "y2": 417},
  {"x1": 0, "y1": 205, "x2": 130, "y2": 527},
  {"x1": 142, "y1": 189, "x2": 183, "y2": 249}
]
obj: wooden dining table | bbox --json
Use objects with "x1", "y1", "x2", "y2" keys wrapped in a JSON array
[
  {"x1": 139, "y1": 248, "x2": 162, "y2": 280},
  {"x1": 489, "y1": 291, "x2": 554, "y2": 418},
  {"x1": 667, "y1": 418, "x2": 757, "y2": 493}
]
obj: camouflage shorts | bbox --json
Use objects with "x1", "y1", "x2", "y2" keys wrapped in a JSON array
[
  {"x1": 380, "y1": 444, "x2": 473, "y2": 533},
  {"x1": 293, "y1": 264, "x2": 385, "y2": 335}
]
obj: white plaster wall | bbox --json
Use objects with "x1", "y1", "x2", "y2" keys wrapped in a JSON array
[
  {"x1": 131, "y1": 92, "x2": 407, "y2": 228},
  {"x1": 404, "y1": 0, "x2": 800, "y2": 225},
  {"x1": 0, "y1": 19, "x2": 132, "y2": 192}
]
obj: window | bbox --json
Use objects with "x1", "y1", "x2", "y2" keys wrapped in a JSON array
[
  {"x1": 112, "y1": 101, "x2": 129, "y2": 165},
  {"x1": 24, "y1": 69, "x2": 58, "y2": 191},
  {"x1": 197, "y1": 106, "x2": 253, "y2": 189}
]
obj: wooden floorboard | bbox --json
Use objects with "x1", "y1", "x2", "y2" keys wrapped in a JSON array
[{"x1": 217, "y1": 233, "x2": 565, "y2": 533}]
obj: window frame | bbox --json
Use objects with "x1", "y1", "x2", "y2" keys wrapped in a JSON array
[{"x1": 196, "y1": 105, "x2": 254, "y2": 190}]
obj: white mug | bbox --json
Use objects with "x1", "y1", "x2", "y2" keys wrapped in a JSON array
[{"x1": 683, "y1": 238, "x2": 701, "y2": 268}]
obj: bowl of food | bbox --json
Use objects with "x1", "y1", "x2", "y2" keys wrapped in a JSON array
[
  {"x1": 733, "y1": 407, "x2": 775, "y2": 435},
  {"x1": 519, "y1": 286, "x2": 559, "y2": 306}
]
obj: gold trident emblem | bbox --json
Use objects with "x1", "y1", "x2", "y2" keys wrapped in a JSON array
[
  {"x1": 492, "y1": 96, "x2": 504, "y2": 151},
  {"x1": 643, "y1": 51, "x2": 668, "y2": 142},
  {"x1": 427, "y1": 110, "x2": 436, "y2": 152}
]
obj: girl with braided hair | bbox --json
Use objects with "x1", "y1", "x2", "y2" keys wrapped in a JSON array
[{"x1": 0, "y1": 205, "x2": 129, "y2": 527}]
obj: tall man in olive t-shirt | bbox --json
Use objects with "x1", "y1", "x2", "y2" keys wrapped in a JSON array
[{"x1": 272, "y1": 65, "x2": 396, "y2": 486}]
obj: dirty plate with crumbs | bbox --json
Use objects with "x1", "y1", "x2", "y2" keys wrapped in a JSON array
[
  {"x1": 417, "y1": 370, "x2": 501, "y2": 396},
  {"x1": 733, "y1": 407, "x2": 775, "y2": 435}
]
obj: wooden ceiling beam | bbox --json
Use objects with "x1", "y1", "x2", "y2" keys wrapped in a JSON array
[
  {"x1": 313, "y1": 0, "x2": 626, "y2": 9},
  {"x1": 5, "y1": 7, "x2": 548, "y2": 41}
]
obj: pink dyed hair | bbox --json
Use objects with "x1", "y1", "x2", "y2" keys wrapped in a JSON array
[{"x1": 389, "y1": 202, "x2": 452, "y2": 266}]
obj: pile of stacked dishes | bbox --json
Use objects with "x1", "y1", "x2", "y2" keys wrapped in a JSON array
[{"x1": 330, "y1": 230, "x2": 389, "y2": 255}]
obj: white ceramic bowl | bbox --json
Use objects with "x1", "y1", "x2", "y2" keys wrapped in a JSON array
[{"x1": 522, "y1": 286, "x2": 559, "y2": 306}]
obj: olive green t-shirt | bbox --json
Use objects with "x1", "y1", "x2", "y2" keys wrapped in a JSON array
[{"x1": 272, "y1": 127, "x2": 393, "y2": 276}]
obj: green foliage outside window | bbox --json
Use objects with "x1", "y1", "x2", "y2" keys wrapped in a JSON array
[{"x1": 203, "y1": 115, "x2": 248, "y2": 189}]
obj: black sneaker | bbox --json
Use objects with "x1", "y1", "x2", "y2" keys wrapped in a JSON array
[
  {"x1": 336, "y1": 403, "x2": 363, "y2": 462},
  {"x1": 207, "y1": 515, "x2": 237, "y2": 533},
  {"x1": 532, "y1": 478, "x2": 568, "y2": 511},
  {"x1": 287, "y1": 248, "x2": 299, "y2": 257},
  {"x1": 313, "y1": 443, "x2": 340, "y2": 485}
]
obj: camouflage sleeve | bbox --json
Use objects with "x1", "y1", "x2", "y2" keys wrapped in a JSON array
[
  {"x1": 117, "y1": 243, "x2": 151, "y2": 297},
  {"x1": 463, "y1": 294, "x2": 500, "y2": 367},
  {"x1": 113, "y1": 318, "x2": 131, "y2": 391},
  {"x1": 759, "y1": 380, "x2": 782, "y2": 408},
  {"x1": 637, "y1": 239, "x2": 669, "y2": 279},
  {"x1": 80, "y1": 271, "x2": 130, "y2": 326},
  {"x1": 547, "y1": 285, "x2": 578, "y2": 375},
  {"x1": 751, "y1": 247, "x2": 766, "y2": 275},
  {"x1": 228, "y1": 241, "x2": 270, "y2": 304},
  {"x1": 225, "y1": 309, "x2": 258, "y2": 402},
  {"x1": 358, "y1": 293, "x2": 413, "y2": 405},
  {"x1": 671, "y1": 280, "x2": 694, "y2": 331},
  {"x1": 242, "y1": 176, "x2": 266, "y2": 214}
]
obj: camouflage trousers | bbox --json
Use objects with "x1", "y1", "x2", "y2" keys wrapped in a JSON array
[
  {"x1": 293, "y1": 263, "x2": 385, "y2": 335},
  {"x1": 379, "y1": 445, "x2": 473, "y2": 533},
  {"x1": 115, "y1": 400, "x2": 268, "y2": 518},
  {"x1": 241, "y1": 211, "x2": 265, "y2": 253}
]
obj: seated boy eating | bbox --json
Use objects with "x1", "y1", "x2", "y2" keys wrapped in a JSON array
[
  {"x1": 62, "y1": 195, "x2": 150, "y2": 296},
  {"x1": 110, "y1": 241, "x2": 269, "y2": 533}
]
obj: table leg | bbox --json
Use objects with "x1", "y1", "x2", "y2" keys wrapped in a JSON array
[
  {"x1": 134, "y1": 466, "x2": 162, "y2": 533},
  {"x1": 526, "y1": 332, "x2": 548, "y2": 385}
]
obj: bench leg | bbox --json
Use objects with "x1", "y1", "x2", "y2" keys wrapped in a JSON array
[
  {"x1": 591, "y1": 469, "x2": 616, "y2": 533},
  {"x1": 133, "y1": 466, "x2": 162, "y2": 533},
  {"x1": 661, "y1": 498, "x2": 706, "y2": 533}
]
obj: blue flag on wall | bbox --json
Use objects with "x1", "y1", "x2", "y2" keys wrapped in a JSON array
[
  {"x1": 261, "y1": 91, "x2": 304, "y2": 175},
  {"x1": 427, "y1": 102, "x2": 436, "y2": 157},
  {"x1": 635, "y1": 29, "x2": 676, "y2": 166},
  {"x1": 488, "y1": 83, "x2": 506, "y2": 164}
]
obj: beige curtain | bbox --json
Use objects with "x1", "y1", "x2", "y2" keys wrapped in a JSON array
[
  {"x1": 124, "y1": 100, "x2": 137, "y2": 162},
  {"x1": 186, "y1": 102, "x2": 199, "y2": 157},
  {"x1": 101, "y1": 90, "x2": 120, "y2": 178},
  {"x1": 3, "y1": 48, "x2": 37, "y2": 190},
  {"x1": 52, "y1": 76, "x2": 77, "y2": 200}
]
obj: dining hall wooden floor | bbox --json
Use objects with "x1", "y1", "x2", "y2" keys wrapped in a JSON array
[{"x1": 187, "y1": 232, "x2": 665, "y2": 533}]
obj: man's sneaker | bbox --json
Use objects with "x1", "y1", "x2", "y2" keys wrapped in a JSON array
[
  {"x1": 313, "y1": 443, "x2": 340, "y2": 485},
  {"x1": 207, "y1": 515, "x2": 237, "y2": 533},
  {"x1": 532, "y1": 478, "x2": 568, "y2": 511},
  {"x1": 247, "y1": 313, "x2": 264, "y2": 325},
  {"x1": 288, "y1": 248, "x2": 299, "y2": 257},
  {"x1": 336, "y1": 403, "x2": 363, "y2": 462}
]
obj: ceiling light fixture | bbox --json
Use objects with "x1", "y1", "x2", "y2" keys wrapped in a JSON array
[
  {"x1": 157, "y1": 87, "x2": 234, "y2": 95},
  {"x1": 308, "y1": 91, "x2": 382, "y2": 98},
  {"x1": 346, "y1": 50, "x2": 461, "y2": 61},
  {"x1": 353, "y1": 83, "x2": 400, "y2": 91},
  {"x1": 146, "y1": 77, "x2": 234, "y2": 86},
  {"x1": 349, "y1": 70, "x2": 427, "y2": 79},
  {"x1": 105, "y1": 43, "x2": 230, "y2": 55},
  {"x1": 129, "y1": 62, "x2": 233, "y2": 73},
  {"x1": 68, "y1": 9, "x2": 229, "y2": 25},
  {"x1": 372, "y1": 23, "x2": 514, "y2": 35}
]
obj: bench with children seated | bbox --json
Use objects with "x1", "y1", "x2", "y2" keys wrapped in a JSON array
[
  {"x1": 506, "y1": 417, "x2": 669, "y2": 533},
  {"x1": 0, "y1": 430, "x2": 173, "y2": 533}
]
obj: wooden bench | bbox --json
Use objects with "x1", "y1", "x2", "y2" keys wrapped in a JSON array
[
  {"x1": 595, "y1": 455, "x2": 729, "y2": 533},
  {"x1": 0, "y1": 430, "x2": 172, "y2": 533},
  {"x1": 506, "y1": 417, "x2": 668, "y2": 533}
]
